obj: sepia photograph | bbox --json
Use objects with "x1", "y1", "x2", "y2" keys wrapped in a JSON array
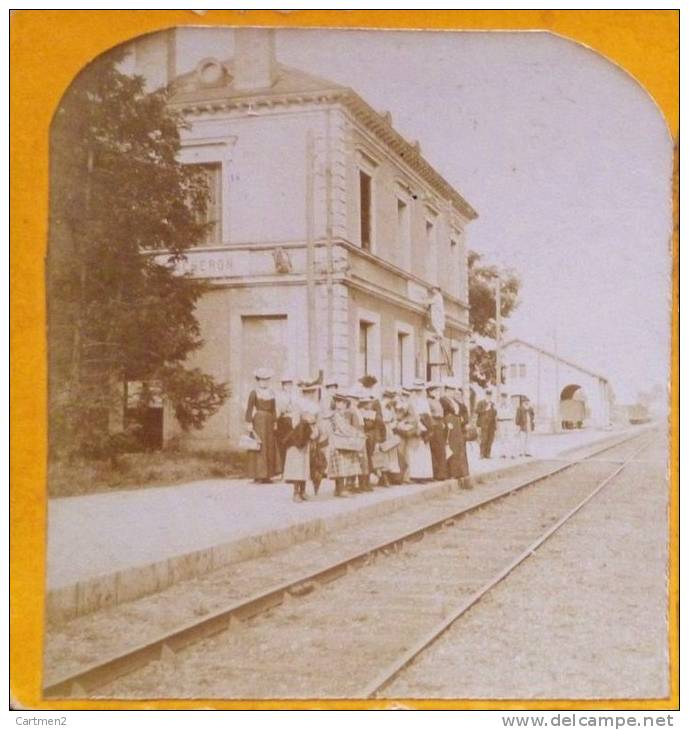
[{"x1": 10, "y1": 10, "x2": 677, "y2": 711}]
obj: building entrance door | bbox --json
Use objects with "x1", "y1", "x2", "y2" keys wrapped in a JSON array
[{"x1": 240, "y1": 315, "x2": 288, "y2": 404}]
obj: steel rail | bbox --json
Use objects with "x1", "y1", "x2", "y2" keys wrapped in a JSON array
[
  {"x1": 43, "y1": 429, "x2": 651, "y2": 698},
  {"x1": 361, "y1": 434, "x2": 654, "y2": 698}
]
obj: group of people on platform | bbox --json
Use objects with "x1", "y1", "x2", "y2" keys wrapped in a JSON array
[{"x1": 244, "y1": 369, "x2": 536, "y2": 503}]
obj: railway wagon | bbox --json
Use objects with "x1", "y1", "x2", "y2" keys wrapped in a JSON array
[{"x1": 628, "y1": 403, "x2": 651, "y2": 425}]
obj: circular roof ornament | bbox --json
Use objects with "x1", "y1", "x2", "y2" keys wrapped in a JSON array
[{"x1": 195, "y1": 58, "x2": 227, "y2": 88}]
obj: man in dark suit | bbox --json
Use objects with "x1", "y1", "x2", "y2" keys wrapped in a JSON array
[
  {"x1": 515, "y1": 396, "x2": 536, "y2": 457},
  {"x1": 478, "y1": 391, "x2": 497, "y2": 458}
]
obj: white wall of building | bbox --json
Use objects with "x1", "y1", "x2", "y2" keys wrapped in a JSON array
[{"x1": 503, "y1": 340, "x2": 612, "y2": 430}]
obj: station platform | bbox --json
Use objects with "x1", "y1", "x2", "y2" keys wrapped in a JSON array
[{"x1": 46, "y1": 426, "x2": 631, "y2": 623}]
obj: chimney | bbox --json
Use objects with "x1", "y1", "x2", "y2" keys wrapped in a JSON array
[
  {"x1": 233, "y1": 28, "x2": 278, "y2": 91},
  {"x1": 133, "y1": 29, "x2": 177, "y2": 92}
]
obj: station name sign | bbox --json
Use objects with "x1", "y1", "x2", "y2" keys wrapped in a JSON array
[{"x1": 160, "y1": 251, "x2": 235, "y2": 279}]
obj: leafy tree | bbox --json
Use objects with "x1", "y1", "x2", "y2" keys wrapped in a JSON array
[
  {"x1": 467, "y1": 250, "x2": 520, "y2": 388},
  {"x1": 48, "y1": 52, "x2": 228, "y2": 460}
]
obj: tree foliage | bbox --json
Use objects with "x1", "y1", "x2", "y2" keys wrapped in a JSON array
[
  {"x1": 468, "y1": 250, "x2": 521, "y2": 388},
  {"x1": 48, "y1": 53, "x2": 228, "y2": 459},
  {"x1": 469, "y1": 345, "x2": 497, "y2": 390}
]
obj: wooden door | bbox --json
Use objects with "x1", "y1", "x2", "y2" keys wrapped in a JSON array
[{"x1": 240, "y1": 315, "x2": 288, "y2": 403}]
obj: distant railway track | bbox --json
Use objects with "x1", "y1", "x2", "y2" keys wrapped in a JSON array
[{"x1": 44, "y1": 429, "x2": 654, "y2": 699}]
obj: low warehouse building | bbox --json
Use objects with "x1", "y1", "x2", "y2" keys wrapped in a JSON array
[{"x1": 502, "y1": 338, "x2": 614, "y2": 431}]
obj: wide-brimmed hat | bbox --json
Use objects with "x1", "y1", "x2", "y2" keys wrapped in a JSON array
[
  {"x1": 254, "y1": 367, "x2": 273, "y2": 380},
  {"x1": 324, "y1": 378, "x2": 339, "y2": 388},
  {"x1": 358, "y1": 374, "x2": 378, "y2": 388},
  {"x1": 382, "y1": 388, "x2": 398, "y2": 398},
  {"x1": 333, "y1": 391, "x2": 350, "y2": 403},
  {"x1": 280, "y1": 373, "x2": 294, "y2": 383},
  {"x1": 299, "y1": 381, "x2": 320, "y2": 393},
  {"x1": 425, "y1": 381, "x2": 442, "y2": 391}
]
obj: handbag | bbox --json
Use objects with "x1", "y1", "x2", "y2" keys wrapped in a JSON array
[
  {"x1": 464, "y1": 425, "x2": 478, "y2": 442},
  {"x1": 239, "y1": 432, "x2": 262, "y2": 451},
  {"x1": 331, "y1": 433, "x2": 366, "y2": 452},
  {"x1": 371, "y1": 449, "x2": 388, "y2": 470},
  {"x1": 379, "y1": 435, "x2": 401, "y2": 452}
]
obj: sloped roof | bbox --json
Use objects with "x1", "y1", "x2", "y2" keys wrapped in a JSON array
[
  {"x1": 168, "y1": 59, "x2": 477, "y2": 220},
  {"x1": 503, "y1": 338, "x2": 609, "y2": 383}
]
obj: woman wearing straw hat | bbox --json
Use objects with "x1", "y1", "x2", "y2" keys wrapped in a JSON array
[
  {"x1": 397, "y1": 384, "x2": 433, "y2": 482},
  {"x1": 244, "y1": 367, "x2": 279, "y2": 483},
  {"x1": 300, "y1": 381, "x2": 328, "y2": 497},
  {"x1": 282, "y1": 387, "x2": 320, "y2": 502},
  {"x1": 356, "y1": 392, "x2": 381, "y2": 492},
  {"x1": 275, "y1": 374, "x2": 298, "y2": 474},
  {"x1": 443, "y1": 380, "x2": 471, "y2": 488},
  {"x1": 375, "y1": 388, "x2": 402, "y2": 486},
  {"x1": 327, "y1": 391, "x2": 363, "y2": 497},
  {"x1": 426, "y1": 381, "x2": 449, "y2": 481}
]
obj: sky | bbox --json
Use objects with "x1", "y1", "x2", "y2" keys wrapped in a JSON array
[{"x1": 168, "y1": 27, "x2": 672, "y2": 403}]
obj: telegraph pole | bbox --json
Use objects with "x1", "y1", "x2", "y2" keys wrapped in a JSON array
[
  {"x1": 495, "y1": 273, "x2": 502, "y2": 401},
  {"x1": 553, "y1": 325, "x2": 560, "y2": 432},
  {"x1": 305, "y1": 130, "x2": 317, "y2": 376},
  {"x1": 325, "y1": 112, "x2": 334, "y2": 378}
]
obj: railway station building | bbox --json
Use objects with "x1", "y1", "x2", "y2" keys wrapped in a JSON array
[
  {"x1": 501, "y1": 338, "x2": 614, "y2": 431},
  {"x1": 125, "y1": 28, "x2": 478, "y2": 449}
]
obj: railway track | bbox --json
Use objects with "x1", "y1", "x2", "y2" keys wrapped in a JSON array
[
  {"x1": 44, "y1": 429, "x2": 654, "y2": 699},
  {"x1": 364, "y1": 433, "x2": 654, "y2": 698}
]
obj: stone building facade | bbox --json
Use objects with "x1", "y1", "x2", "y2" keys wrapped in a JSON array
[{"x1": 128, "y1": 29, "x2": 478, "y2": 449}]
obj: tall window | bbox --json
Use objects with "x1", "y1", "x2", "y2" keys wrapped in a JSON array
[
  {"x1": 359, "y1": 170, "x2": 372, "y2": 251},
  {"x1": 425, "y1": 219, "x2": 435, "y2": 244},
  {"x1": 359, "y1": 321, "x2": 372, "y2": 376},
  {"x1": 451, "y1": 346, "x2": 460, "y2": 377},
  {"x1": 397, "y1": 197, "x2": 410, "y2": 266},
  {"x1": 509, "y1": 364, "x2": 517, "y2": 379},
  {"x1": 397, "y1": 331, "x2": 409, "y2": 385},
  {"x1": 519, "y1": 363, "x2": 527, "y2": 378},
  {"x1": 425, "y1": 217, "x2": 438, "y2": 283},
  {"x1": 189, "y1": 162, "x2": 222, "y2": 245},
  {"x1": 426, "y1": 339, "x2": 441, "y2": 382}
]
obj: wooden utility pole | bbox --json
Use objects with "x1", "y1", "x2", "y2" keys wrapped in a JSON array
[
  {"x1": 495, "y1": 273, "x2": 502, "y2": 401},
  {"x1": 325, "y1": 112, "x2": 334, "y2": 378},
  {"x1": 553, "y1": 325, "x2": 560, "y2": 432},
  {"x1": 305, "y1": 130, "x2": 317, "y2": 376}
]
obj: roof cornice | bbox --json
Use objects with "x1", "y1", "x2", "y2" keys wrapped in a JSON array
[
  {"x1": 339, "y1": 91, "x2": 477, "y2": 221},
  {"x1": 170, "y1": 86, "x2": 478, "y2": 222}
]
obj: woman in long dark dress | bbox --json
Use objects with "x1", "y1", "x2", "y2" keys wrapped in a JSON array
[
  {"x1": 426, "y1": 383, "x2": 449, "y2": 481},
  {"x1": 442, "y1": 381, "x2": 471, "y2": 488},
  {"x1": 244, "y1": 367, "x2": 279, "y2": 483}
]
